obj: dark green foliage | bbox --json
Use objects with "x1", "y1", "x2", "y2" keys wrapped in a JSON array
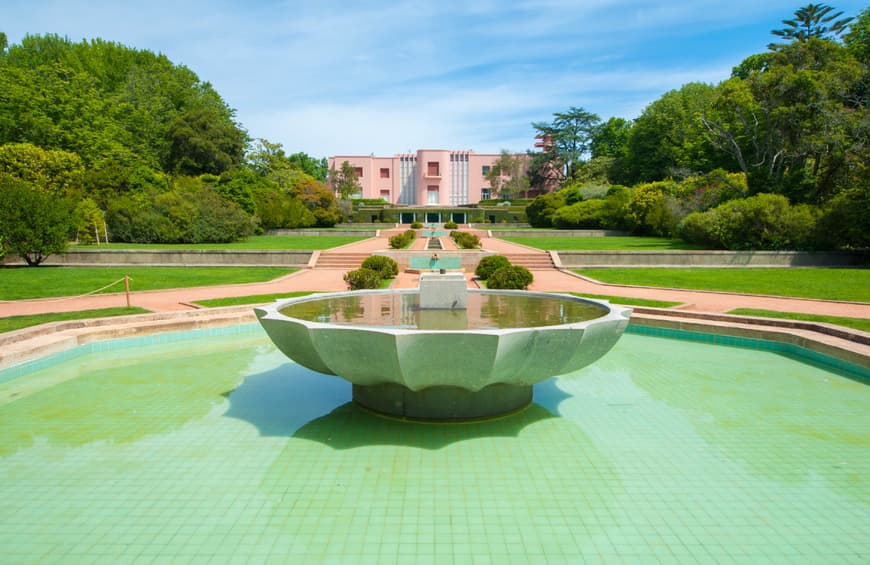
[
  {"x1": 475, "y1": 255, "x2": 511, "y2": 279},
  {"x1": 389, "y1": 230, "x2": 416, "y2": 249},
  {"x1": 450, "y1": 231, "x2": 480, "y2": 249},
  {"x1": 106, "y1": 184, "x2": 253, "y2": 244},
  {"x1": 361, "y1": 255, "x2": 399, "y2": 279},
  {"x1": 678, "y1": 193, "x2": 819, "y2": 250},
  {"x1": 343, "y1": 268, "x2": 382, "y2": 290},
  {"x1": 526, "y1": 191, "x2": 567, "y2": 227},
  {"x1": 553, "y1": 199, "x2": 608, "y2": 229},
  {"x1": 815, "y1": 185, "x2": 870, "y2": 249},
  {"x1": 487, "y1": 265, "x2": 534, "y2": 290},
  {"x1": 443, "y1": 220, "x2": 458, "y2": 229},
  {"x1": 410, "y1": 221, "x2": 423, "y2": 229},
  {"x1": 0, "y1": 175, "x2": 73, "y2": 265}
]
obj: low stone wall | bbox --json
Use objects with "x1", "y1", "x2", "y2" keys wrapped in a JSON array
[
  {"x1": 266, "y1": 229, "x2": 378, "y2": 236},
  {"x1": 557, "y1": 250, "x2": 869, "y2": 268},
  {"x1": 3, "y1": 249, "x2": 313, "y2": 267},
  {"x1": 491, "y1": 229, "x2": 630, "y2": 237}
]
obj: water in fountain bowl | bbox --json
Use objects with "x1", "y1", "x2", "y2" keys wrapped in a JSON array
[{"x1": 279, "y1": 292, "x2": 608, "y2": 330}]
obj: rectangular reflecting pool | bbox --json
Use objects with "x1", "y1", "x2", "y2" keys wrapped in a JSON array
[{"x1": 0, "y1": 326, "x2": 867, "y2": 563}]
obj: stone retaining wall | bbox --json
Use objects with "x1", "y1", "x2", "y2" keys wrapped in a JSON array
[
  {"x1": 266, "y1": 229, "x2": 377, "y2": 236},
  {"x1": 557, "y1": 250, "x2": 868, "y2": 268},
  {"x1": 491, "y1": 229, "x2": 630, "y2": 237},
  {"x1": 2, "y1": 249, "x2": 313, "y2": 267}
]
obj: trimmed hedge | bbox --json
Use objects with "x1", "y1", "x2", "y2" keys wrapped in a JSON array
[
  {"x1": 389, "y1": 229, "x2": 417, "y2": 249},
  {"x1": 487, "y1": 265, "x2": 534, "y2": 290},
  {"x1": 450, "y1": 230, "x2": 480, "y2": 249},
  {"x1": 475, "y1": 255, "x2": 511, "y2": 279},
  {"x1": 343, "y1": 268, "x2": 382, "y2": 290},
  {"x1": 361, "y1": 255, "x2": 398, "y2": 278}
]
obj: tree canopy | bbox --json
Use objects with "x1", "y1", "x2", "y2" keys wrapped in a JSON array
[{"x1": 0, "y1": 34, "x2": 338, "y2": 259}]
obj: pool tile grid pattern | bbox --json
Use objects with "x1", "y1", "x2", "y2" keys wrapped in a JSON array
[{"x1": 0, "y1": 328, "x2": 867, "y2": 563}]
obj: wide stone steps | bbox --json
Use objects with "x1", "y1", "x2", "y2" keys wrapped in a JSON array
[
  {"x1": 502, "y1": 253, "x2": 556, "y2": 270},
  {"x1": 315, "y1": 253, "x2": 369, "y2": 269}
]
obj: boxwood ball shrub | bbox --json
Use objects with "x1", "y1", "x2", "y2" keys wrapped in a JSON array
[
  {"x1": 487, "y1": 265, "x2": 534, "y2": 290},
  {"x1": 475, "y1": 255, "x2": 512, "y2": 279},
  {"x1": 361, "y1": 255, "x2": 398, "y2": 279},
  {"x1": 410, "y1": 221, "x2": 423, "y2": 229},
  {"x1": 344, "y1": 268, "x2": 382, "y2": 290},
  {"x1": 444, "y1": 220, "x2": 458, "y2": 229}
]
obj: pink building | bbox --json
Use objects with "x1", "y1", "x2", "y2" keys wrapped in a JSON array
[{"x1": 328, "y1": 149, "x2": 506, "y2": 206}]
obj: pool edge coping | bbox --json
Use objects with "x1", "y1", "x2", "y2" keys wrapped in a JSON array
[{"x1": 1, "y1": 304, "x2": 867, "y2": 380}]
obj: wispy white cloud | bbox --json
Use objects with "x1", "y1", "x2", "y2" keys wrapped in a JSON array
[{"x1": 5, "y1": 0, "x2": 868, "y2": 156}]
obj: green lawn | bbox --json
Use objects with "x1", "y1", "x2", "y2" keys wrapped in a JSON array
[
  {"x1": 194, "y1": 291, "x2": 317, "y2": 308},
  {"x1": 728, "y1": 308, "x2": 870, "y2": 334},
  {"x1": 70, "y1": 235, "x2": 366, "y2": 251},
  {"x1": 0, "y1": 267, "x2": 296, "y2": 300},
  {"x1": 0, "y1": 307, "x2": 151, "y2": 334},
  {"x1": 566, "y1": 292, "x2": 682, "y2": 308},
  {"x1": 503, "y1": 236, "x2": 704, "y2": 250},
  {"x1": 575, "y1": 268, "x2": 870, "y2": 302}
]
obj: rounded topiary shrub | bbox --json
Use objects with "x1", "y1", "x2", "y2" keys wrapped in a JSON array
[
  {"x1": 343, "y1": 268, "x2": 382, "y2": 290},
  {"x1": 444, "y1": 220, "x2": 458, "y2": 229},
  {"x1": 486, "y1": 265, "x2": 533, "y2": 290},
  {"x1": 475, "y1": 255, "x2": 512, "y2": 280},
  {"x1": 410, "y1": 221, "x2": 423, "y2": 229},
  {"x1": 361, "y1": 255, "x2": 399, "y2": 279}
]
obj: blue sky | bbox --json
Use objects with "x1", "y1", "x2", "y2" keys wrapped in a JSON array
[{"x1": 6, "y1": 1, "x2": 867, "y2": 158}]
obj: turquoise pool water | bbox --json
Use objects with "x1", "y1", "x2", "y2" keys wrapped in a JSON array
[{"x1": 0, "y1": 327, "x2": 867, "y2": 563}]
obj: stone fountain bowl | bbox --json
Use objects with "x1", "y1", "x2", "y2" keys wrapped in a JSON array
[{"x1": 255, "y1": 289, "x2": 632, "y2": 419}]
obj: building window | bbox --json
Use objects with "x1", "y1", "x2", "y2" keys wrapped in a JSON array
[
  {"x1": 427, "y1": 162, "x2": 440, "y2": 176},
  {"x1": 354, "y1": 167, "x2": 363, "y2": 178},
  {"x1": 380, "y1": 168, "x2": 390, "y2": 179},
  {"x1": 481, "y1": 165, "x2": 490, "y2": 175},
  {"x1": 380, "y1": 189, "x2": 390, "y2": 199},
  {"x1": 481, "y1": 188, "x2": 491, "y2": 200}
]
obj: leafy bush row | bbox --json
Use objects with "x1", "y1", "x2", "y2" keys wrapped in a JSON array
[
  {"x1": 389, "y1": 229, "x2": 417, "y2": 249},
  {"x1": 450, "y1": 230, "x2": 480, "y2": 249},
  {"x1": 475, "y1": 255, "x2": 534, "y2": 290},
  {"x1": 343, "y1": 256, "x2": 399, "y2": 290}
]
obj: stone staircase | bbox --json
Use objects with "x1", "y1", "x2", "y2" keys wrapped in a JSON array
[
  {"x1": 315, "y1": 253, "x2": 370, "y2": 270},
  {"x1": 503, "y1": 253, "x2": 556, "y2": 270}
]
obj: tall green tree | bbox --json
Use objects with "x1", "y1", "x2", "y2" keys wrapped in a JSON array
[
  {"x1": 329, "y1": 160, "x2": 362, "y2": 200},
  {"x1": 484, "y1": 150, "x2": 531, "y2": 200},
  {"x1": 703, "y1": 38, "x2": 865, "y2": 201},
  {"x1": 769, "y1": 3, "x2": 854, "y2": 49},
  {"x1": 622, "y1": 83, "x2": 725, "y2": 183},
  {"x1": 0, "y1": 175, "x2": 73, "y2": 265},
  {"x1": 532, "y1": 107, "x2": 601, "y2": 180},
  {"x1": 844, "y1": 6, "x2": 870, "y2": 63}
]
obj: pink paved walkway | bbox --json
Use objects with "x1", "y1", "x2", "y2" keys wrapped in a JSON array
[{"x1": 1, "y1": 234, "x2": 868, "y2": 320}]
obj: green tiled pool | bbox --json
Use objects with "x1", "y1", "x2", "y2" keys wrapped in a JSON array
[{"x1": 0, "y1": 327, "x2": 868, "y2": 563}]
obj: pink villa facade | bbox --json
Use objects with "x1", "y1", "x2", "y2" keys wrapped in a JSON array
[{"x1": 328, "y1": 150, "x2": 505, "y2": 206}]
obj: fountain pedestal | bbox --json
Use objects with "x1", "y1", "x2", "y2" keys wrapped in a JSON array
[
  {"x1": 418, "y1": 272, "x2": 467, "y2": 309},
  {"x1": 353, "y1": 383, "x2": 532, "y2": 420}
]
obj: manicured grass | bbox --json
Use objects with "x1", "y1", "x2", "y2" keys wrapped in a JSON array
[
  {"x1": 503, "y1": 236, "x2": 704, "y2": 250},
  {"x1": 194, "y1": 291, "x2": 317, "y2": 308},
  {"x1": 566, "y1": 292, "x2": 682, "y2": 308},
  {"x1": 70, "y1": 235, "x2": 366, "y2": 251},
  {"x1": 0, "y1": 267, "x2": 296, "y2": 300},
  {"x1": 727, "y1": 308, "x2": 870, "y2": 333},
  {"x1": 0, "y1": 307, "x2": 151, "y2": 334},
  {"x1": 575, "y1": 268, "x2": 870, "y2": 302}
]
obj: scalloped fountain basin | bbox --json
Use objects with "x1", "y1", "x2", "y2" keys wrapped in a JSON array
[{"x1": 255, "y1": 288, "x2": 631, "y2": 419}]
